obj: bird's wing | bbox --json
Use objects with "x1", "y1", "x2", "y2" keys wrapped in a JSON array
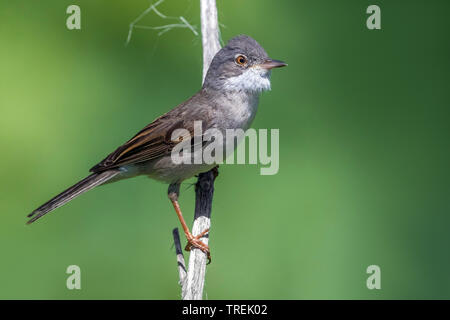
[{"x1": 90, "y1": 112, "x2": 198, "y2": 173}]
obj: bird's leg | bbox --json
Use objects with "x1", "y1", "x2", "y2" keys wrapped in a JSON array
[{"x1": 168, "y1": 184, "x2": 210, "y2": 260}]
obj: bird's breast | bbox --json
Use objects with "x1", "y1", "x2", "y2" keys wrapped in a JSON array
[{"x1": 215, "y1": 92, "x2": 259, "y2": 131}]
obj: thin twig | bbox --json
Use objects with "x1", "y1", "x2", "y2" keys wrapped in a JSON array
[
  {"x1": 126, "y1": 0, "x2": 198, "y2": 46},
  {"x1": 172, "y1": 228, "x2": 187, "y2": 288}
]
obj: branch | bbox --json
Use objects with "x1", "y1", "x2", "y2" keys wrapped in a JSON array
[
  {"x1": 182, "y1": 167, "x2": 218, "y2": 299},
  {"x1": 172, "y1": 0, "x2": 221, "y2": 300},
  {"x1": 200, "y1": 0, "x2": 221, "y2": 82}
]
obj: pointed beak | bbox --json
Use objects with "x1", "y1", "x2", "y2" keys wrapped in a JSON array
[{"x1": 259, "y1": 59, "x2": 288, "y2": 70}]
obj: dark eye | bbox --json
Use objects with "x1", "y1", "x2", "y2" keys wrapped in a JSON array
[{"x1": 235, "y1": 55, "x2": 247, "y2": 66}]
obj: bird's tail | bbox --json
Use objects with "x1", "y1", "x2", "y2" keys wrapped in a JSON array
[{"x1": 27, "y1": 170, "x2": 121, "y2": 224}]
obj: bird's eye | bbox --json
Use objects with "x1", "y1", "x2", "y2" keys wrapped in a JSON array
[{"x1": 235, "y1": 55, "x2": 247, "y2": 66}]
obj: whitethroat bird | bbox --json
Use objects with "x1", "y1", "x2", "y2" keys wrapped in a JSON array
[{"x1": 27, "y1": 35, "x2": 287, "y2": 260}]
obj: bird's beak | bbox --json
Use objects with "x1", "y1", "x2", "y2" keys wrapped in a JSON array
[{"x1": 259, "y1": 59, "x2": 288, "y2": 70}]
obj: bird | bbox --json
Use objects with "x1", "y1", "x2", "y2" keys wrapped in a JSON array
[{"x1": 26, "y1": 35, "x2": 287, "y2": 259}]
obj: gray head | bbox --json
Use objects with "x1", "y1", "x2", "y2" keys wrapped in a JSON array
[{"x1": 203, "y1": 35, "x2": 287, "y2": 93}]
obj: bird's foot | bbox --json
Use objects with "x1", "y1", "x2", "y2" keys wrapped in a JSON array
[{"x1": 185, "y1": 228, "x2": 211, "y2": 264}]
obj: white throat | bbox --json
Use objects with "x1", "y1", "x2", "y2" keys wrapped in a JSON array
[{"x1": 223, "y1": 67, "x2": 271, "y2": 93}]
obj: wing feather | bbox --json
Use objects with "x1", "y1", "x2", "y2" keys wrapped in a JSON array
[
  {"x1": 90, "y1": 116, "x2": 196, "y2": 172},
  {"x1": 90, "y1": 90, "x2": 211, "y2": 173}
]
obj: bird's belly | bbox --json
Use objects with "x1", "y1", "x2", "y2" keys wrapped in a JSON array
[{"x1": 129, "y1": 158, "x2": 216, "y2": 184}]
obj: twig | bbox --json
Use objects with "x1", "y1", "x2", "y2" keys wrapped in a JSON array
[
  {"x1": 172, "y1": 228, "x2": 187, "y2": 288},
  {"x1": 126, "y1": 0, "x2": 198, "y2": 46},
  {"x1": 172, "y1": 0, "x2": 221, "y2": 300}
]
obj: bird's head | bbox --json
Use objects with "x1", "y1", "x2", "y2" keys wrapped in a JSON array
[{"x1": 203, "y1": 35, "x2": 287, "y2": 93}]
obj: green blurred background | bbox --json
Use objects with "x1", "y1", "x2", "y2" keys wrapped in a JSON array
[{"x1": 1, "y1": 0, "x2": 449, "y2": 299}]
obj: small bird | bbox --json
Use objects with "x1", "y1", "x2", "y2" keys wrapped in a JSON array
[{"x1": 27, "y1": 35, "x2": 286, "y2": 258}]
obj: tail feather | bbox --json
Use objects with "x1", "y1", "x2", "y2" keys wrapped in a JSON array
[{"x1": 27, "y1": 170, "x2": 120, "y2": 224}]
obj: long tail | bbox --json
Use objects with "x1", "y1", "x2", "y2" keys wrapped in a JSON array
[{"x1": 27, "y1": 170, "x2": 121, "y2": 224}]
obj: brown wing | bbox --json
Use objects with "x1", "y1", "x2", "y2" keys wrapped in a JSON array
[
  {"x1": 90, "y1": 114, "x2": 194, "y2": 173},
  {"x1": 90, "y1": 90, "x2": 213, "y2": 173}
]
